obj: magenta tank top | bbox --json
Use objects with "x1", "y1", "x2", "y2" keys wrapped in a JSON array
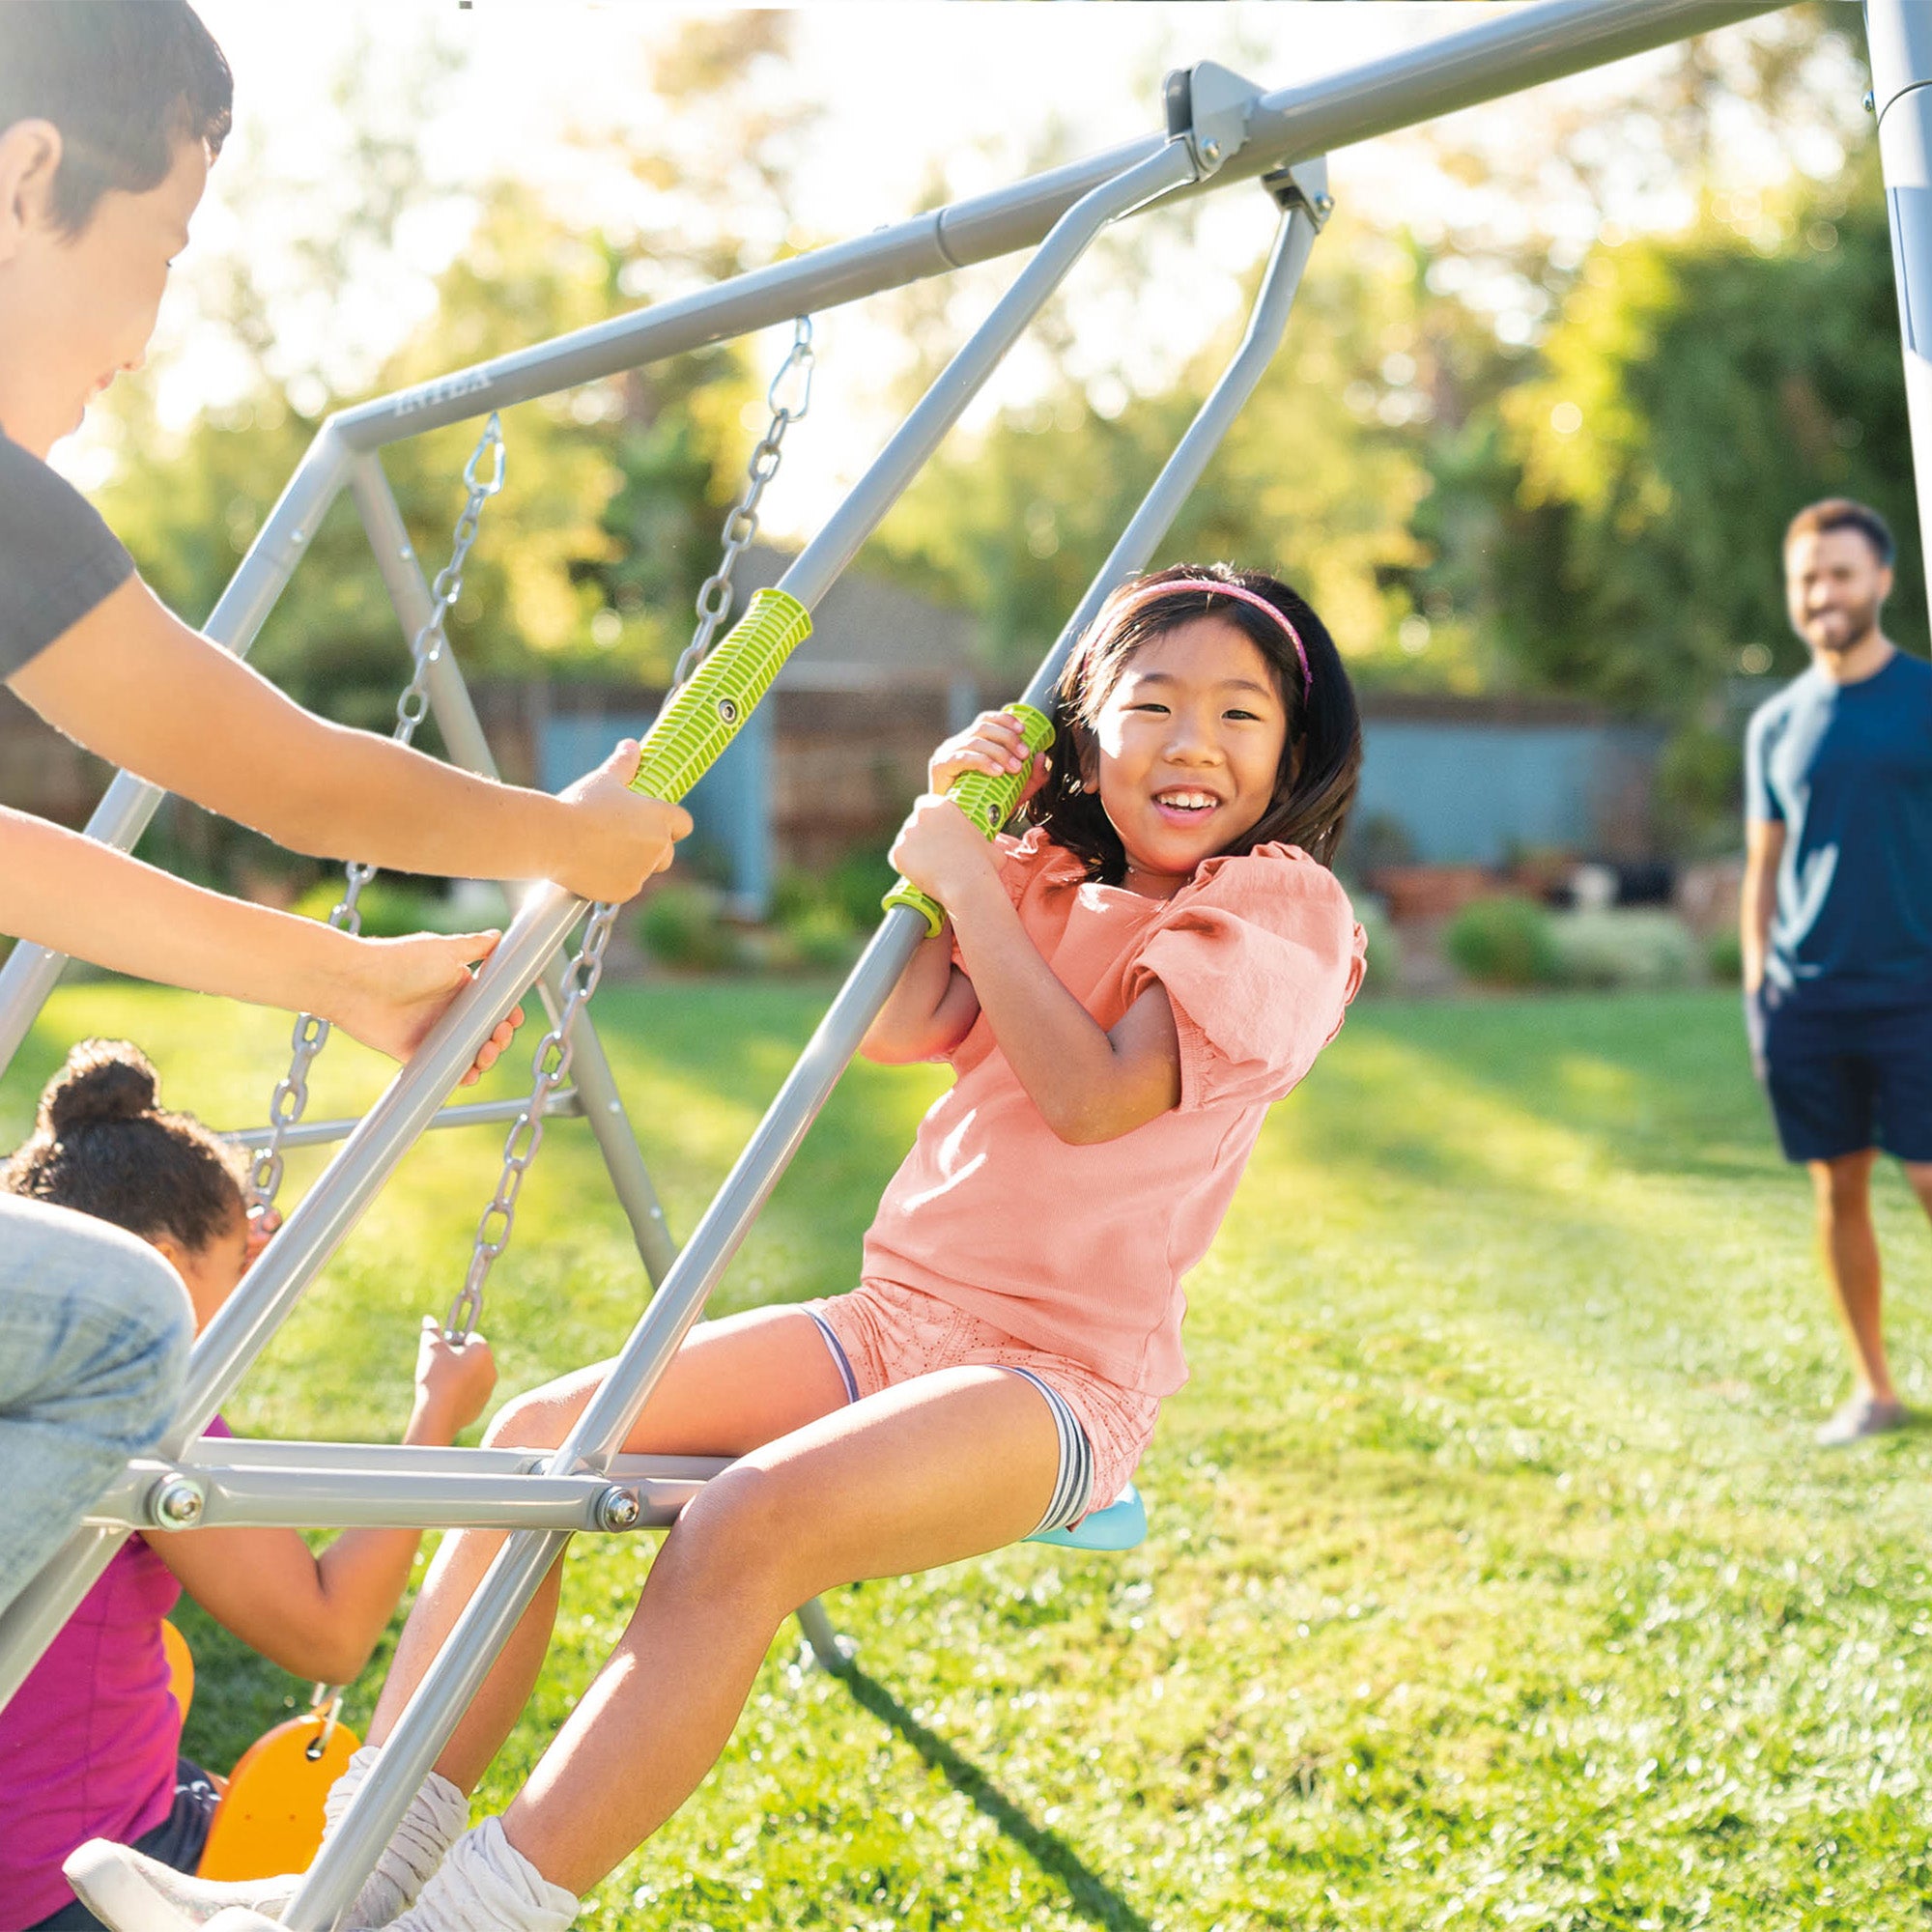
[{"x1": 0, "y1": 1417, "x2": 229, "y2": 1931}]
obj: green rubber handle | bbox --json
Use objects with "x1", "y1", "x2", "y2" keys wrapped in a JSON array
[
  {"x1": 628, "y1": 587, "x2": 812, "y2": 802},
  {"x1": 884, "y1": 701, "x2": 1057, "y2": 937}
]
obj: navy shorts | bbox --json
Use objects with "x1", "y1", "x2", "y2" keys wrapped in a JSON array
[{"x1": 1756, "y1": 990, "x2": 1932, "y2": 1164}]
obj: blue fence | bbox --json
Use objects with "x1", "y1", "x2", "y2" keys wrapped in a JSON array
[
  {"x1": 539, "y1": 703, "x2": 773, "y2": 917},
  {"x1": 1353, "y1": 716, "x2": 1662, "y2": 867}
]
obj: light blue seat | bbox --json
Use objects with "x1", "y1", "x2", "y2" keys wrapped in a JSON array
[{"x1": 1026, "y1": 1483, "x2": 1147, "y2": 1552}]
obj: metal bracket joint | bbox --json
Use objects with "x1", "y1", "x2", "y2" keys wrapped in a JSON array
[{"x1": 1163, "y1": 61, "x2": 1265, "y2": 181}]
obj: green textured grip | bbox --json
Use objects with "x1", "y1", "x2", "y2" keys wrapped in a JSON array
[
  {"x1": 884, "y1": 701, "x2": 1056, "y2": 937},
  {"x1": 628, "y1": 587, "x2": 812, "y2": 803}
]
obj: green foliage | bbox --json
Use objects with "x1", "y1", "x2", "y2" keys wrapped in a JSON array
[
  {"x1": 15, "y1": 980, "x2": 1932, "y2": 1928},
  {"x1": 1458, "y1": 151, "x2": 1921, "y2": 719},
  {"x1": 1352, "y1": 893, "x2": 1397, "y2": 996},
  {"x1": 873, "y1": 239, "x2": 1445, "y2": 688},
  {"x1": 1707, "y1": 923, "x2": 1746, "y2": 983},
  {"x1": 781, "y1": 905, "x2": 863, "y2": 973},
  {"x1": 1657, "y1": 722, "x2": 1747, "y2": 854},
  {"x1": 635, "y1": 883, "x2": 739, "y2": 973},
  {"x1": 1548, "y1": 907, "x2": 1701, "y2": 990},
  {"x1": 823, "y1": 845, "x2": 900, "y2": 934},
  {"x1": 1445, "y1": 895, "x2": 1563, "y2": 987},
  {"x1": 289, "y1": 877, "x2": 469, "y2": 940}
]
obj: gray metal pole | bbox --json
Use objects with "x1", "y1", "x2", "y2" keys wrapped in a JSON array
[
  {"x1": 289, "y1": 155, "x2": 1309, "y2": 1931},
  {"x1": 1868, "y1": 0, "x2": 1932, "y2": 612},
  {"x1": 348, "y1": 455, "x2": 679, "y2": 1282},
  {"x1": 282, "y1": 142, "x2": 1199, "y2": 1931},
  {"x1": 0, "y1": 425, "x2": 351, "y2": 1078},
  {"x1": 326, "y1": 0, "x2": 1777, "y2": 453},
  {"x1": 218, "y1": 1088, "x2": 582, "y2": 1154}
]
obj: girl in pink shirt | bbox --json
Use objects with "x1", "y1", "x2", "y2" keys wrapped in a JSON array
[
  {"x1": 7, "y1": 1041, "x2": 496, "y2": 1932},
  {"x1": 83, "y1": 565, "x2": 1364, "y2": 1932}
]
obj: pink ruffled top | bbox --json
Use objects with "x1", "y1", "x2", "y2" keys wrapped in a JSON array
[{"x1": 863, "y1": 832, "x2": 1364, "y2": 1396}]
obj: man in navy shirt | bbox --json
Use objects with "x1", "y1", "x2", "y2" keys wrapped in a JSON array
[{"x1": 1744, "y1": 498, "x2": 1932, "y2": 1443}]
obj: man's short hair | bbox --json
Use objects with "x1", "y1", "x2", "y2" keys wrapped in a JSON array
[
  {"x1": 1785, "y1": 497, "x2": 1896, "y2": 569},
  {"x1": 0, "y1": 1, "x2": 231, "y2": 234}
]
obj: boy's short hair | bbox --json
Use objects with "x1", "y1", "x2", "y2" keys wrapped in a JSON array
[
  {"x1": 0, "y1": 0, "x2": 231, "y2": 233},
  {"x1": 1784, "y1": 497, "x2": 1896, "y2": 569}
]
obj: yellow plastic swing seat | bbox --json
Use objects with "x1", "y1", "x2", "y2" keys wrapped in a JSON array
[{"x1": 196, "y1": 1708, "x2": 361, "y2": 1882}]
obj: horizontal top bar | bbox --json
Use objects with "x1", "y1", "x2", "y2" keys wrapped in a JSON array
[{"x1": 331, "y1": 0, "x2": 1781, "y2": 449}]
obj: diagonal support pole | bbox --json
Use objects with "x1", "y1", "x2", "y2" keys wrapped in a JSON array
[{"x1": 348, "y1": 455, "x2": 679, "y2": 1285}]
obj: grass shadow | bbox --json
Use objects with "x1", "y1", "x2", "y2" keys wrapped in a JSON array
[{"x1": 822, "y1": 1655, "x2": 1152, "y2": 1932}]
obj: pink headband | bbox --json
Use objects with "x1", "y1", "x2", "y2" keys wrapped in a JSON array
[{"x1": 1109, "y1": 577, "x2": 1313, "y2": 701}]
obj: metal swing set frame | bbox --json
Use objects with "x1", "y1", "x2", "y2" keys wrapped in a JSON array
[{"x1": 6, "y1": 0, "x2": 1931, "y2": 1922}]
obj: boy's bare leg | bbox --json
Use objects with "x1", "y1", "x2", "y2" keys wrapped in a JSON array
[
  {"x1": 1810, "y1": 1151, "x2": 1896, "y2": 1402},
  {"x1": 500, "y1": 1366, "x2": 1060, "y2": 1896},
  {"x1": 367, "y1": 1305, "x2": 853, "y2": 1790}
]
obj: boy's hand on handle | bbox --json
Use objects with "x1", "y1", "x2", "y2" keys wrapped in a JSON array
[
  {"x1": 412, "y1": 1316, "x2": 498, "y2": 1439},
  {"x1": 929, "y1": 709, "x2": 1050, "y2": 807},
  {"x1": 327, "y1": 929, "x2": 525, "y2": 1086},
  {"x1": 552, "y1": 739, "x2": 694, "y2": 904}
]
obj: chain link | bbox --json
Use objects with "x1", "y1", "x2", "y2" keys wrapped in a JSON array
[
  {"x1": 445, "y1": 899, "x2": 618, "y2": 1339},
  {"x1": 675, "y1": 317, "x2": 814, "y2": 686},
  {"x1": 246, "y1": 414, "x2": 507, "y2": 1212},
  {"x1": 446, "y1": 322, "x2": 814, "y2": 1340}
]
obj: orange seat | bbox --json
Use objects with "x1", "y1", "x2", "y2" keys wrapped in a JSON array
[
  {"x1": 159, "y1": 1620, "x2": 194, "y2": 1721},
  {"x1": 195, "y1": 1705, "x2": 360, "y2": 1882}
]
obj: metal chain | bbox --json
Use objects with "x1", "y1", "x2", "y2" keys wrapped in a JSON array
[
  {"x1": 446, "y1": 900, "x2": 618, "y2": 1340},
  {"x1": 447, "y1": 321, "x2": 815, "y2": 1341},
  {"x1": 674, "y1": 316, "x2": 814, "y2": 687},
  {"x1": 246, "y1": 415, "x2": 507, "y2": 1213}
]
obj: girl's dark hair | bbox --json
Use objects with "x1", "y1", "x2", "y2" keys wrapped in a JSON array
[
  {"x1": 0, "y1": 1, "x2": 233, "y2": 233},
  {"x1": 1, "y1": 1038, "x2": 248, "y2": 1252},
  {"x1": 1029, "y1": 563, "x2": 1362, "y2": 881}
]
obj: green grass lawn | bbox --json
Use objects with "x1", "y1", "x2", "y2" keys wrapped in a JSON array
[{"x1": 8, "y1": 981, "x2": 1932, "y2": 1931}]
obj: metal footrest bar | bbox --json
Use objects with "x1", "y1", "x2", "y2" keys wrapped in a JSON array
[
  {"x1": 156, "y1": 1437, "x2": 677, "y2": 1474},
  {"x1": 218, "y1": 1088, "x2": 584, "y2": 1155}
]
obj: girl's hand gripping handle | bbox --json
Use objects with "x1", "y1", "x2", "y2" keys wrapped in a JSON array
[
  {"x1": 884, "y1": 702, "x2": 1056, "y2": 936},
  {"x1": 627, "y1": 587, "x2": 813, "y2": 804}
]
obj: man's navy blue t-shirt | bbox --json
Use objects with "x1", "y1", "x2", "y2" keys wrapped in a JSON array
[{"x1": 1746, "y1": 649, "x2": 1932, "y2": 1010}]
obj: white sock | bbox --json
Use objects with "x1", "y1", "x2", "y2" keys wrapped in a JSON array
[
  {"x1": 62, "y1": 1745, "x2": 468, "y2": 1932},
  {"x1": 326, "y1": 1746, "x2": 472, "y2": 1925},
  {"x1": 388, "y1": 1818, "x2": 579, "y2": 1931}
]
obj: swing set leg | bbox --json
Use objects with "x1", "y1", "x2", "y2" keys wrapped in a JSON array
[{"x1": 794, "y1": 1595, "x2": 854, "y2": 1672}]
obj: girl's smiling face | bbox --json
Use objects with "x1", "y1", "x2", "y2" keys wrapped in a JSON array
[{"x1": 1088, "y1": 614, "x2": 1290, "y2": 895}]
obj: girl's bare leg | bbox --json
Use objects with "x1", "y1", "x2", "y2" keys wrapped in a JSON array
[
  {"x1": 501, "y1": 1364, "x2": 1061, "y2": 1895},
  {"x1": 365, "y1": 1305, "x2": 852, "y2": 1791}
]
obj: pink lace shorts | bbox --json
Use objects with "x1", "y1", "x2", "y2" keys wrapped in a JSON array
[{"x1": 806, "y1": 1277, "x2": 1159, "y2": 1533}]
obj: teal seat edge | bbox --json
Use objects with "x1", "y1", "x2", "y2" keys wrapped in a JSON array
[{"x1": 1025, "y1": 1484, "x2": 1147, "y2": 1551}]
